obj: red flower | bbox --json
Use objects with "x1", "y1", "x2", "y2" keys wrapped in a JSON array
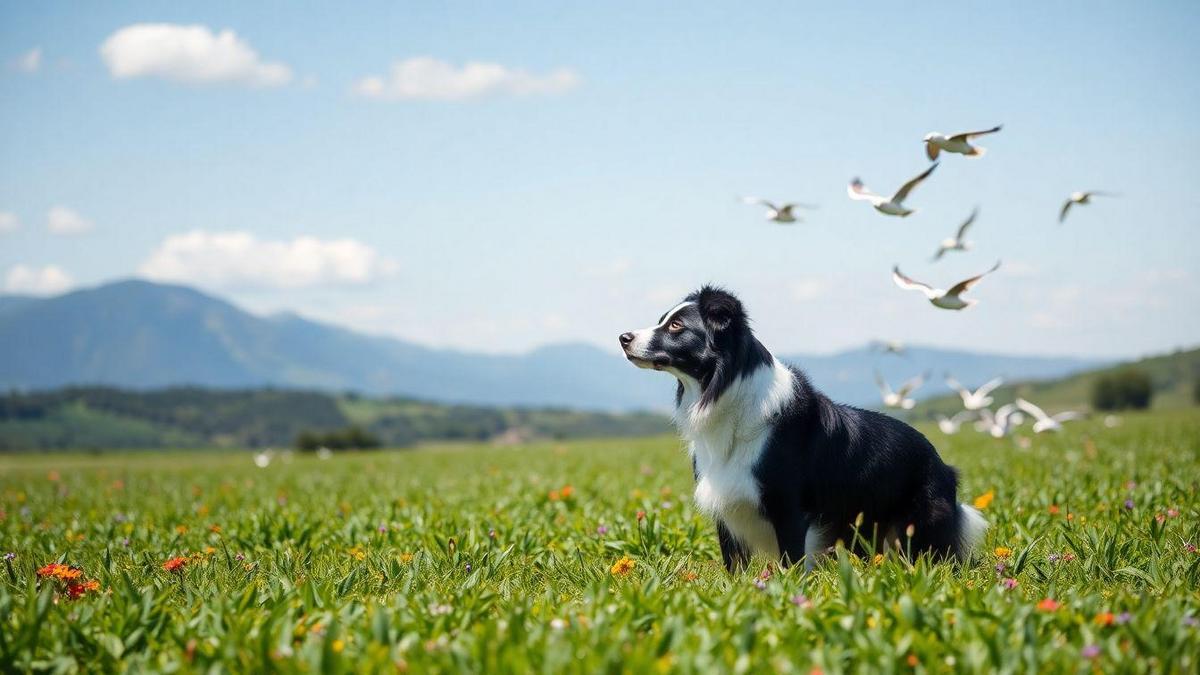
[
  {"x1": 37, "y1": 563, "x2": 83, "y2": 581},
  {"x1": 1036, "y1": 598, "x2": 1061, "y2": 612},
  {"x1": 66, "y1": 579, "x2": 100, "y2": 599},
  {"x1": 163, "y1": 556, "x2": 189, "y2": 572}
]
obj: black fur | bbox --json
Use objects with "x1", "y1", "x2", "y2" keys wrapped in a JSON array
[{"x1": 622, "y1": 285, "x2": 977, "y2": 571}]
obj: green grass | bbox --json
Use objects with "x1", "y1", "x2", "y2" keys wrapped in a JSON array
[{"x1": 2, "y1": 411, "x2": 1199, "y2": 672}]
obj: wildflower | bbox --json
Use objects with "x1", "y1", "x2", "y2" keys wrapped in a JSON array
[
  {"x1": 399, "y1": 552, "x2": 415, "y2": 563},
  {"x1": 1094, "y1": 612, "x2": 1115, "y2": 626},
  {"x1": 1115, "y1": 612, "x2": 1132, "y2": 625},
  {"x1": 1048, "y1": 504, "x2": 1060, "y2": 515},
  {"x1": 1001, "y1": 578, "x2": 1019, "y2": 590},
  {"x1": 488, "y1": 529, "x2": 497, "y2": 539},
  {"x1": 1167, "y1": 508, "x2": 1180, "y2": 518},
  {"x1": 38, "y1": 563, "x2": 82, "y2": 581},
  {"x1": 1047, "y1": 553, "x2": 1061, "y2": 563},
  {"x1": 636, "y1": 510, "x2": 646, "y2": 522},
  {"x1": 873, "y1": 553, "x2": 885, "y2": 566},
  {"x1": 163, "y1": 557, "x2": 188, "y2": 572},
  {"x1": 378, "y1": 524, "x2": 388, "y2": 533},
  {"x1": 235, "y1": 553, "x2": 245, "y2": 561},
  {"x1": 1184, "y1": 615, "x2": 1199, "y2": 628},
  {"x1": 680, "y1": 571, "x2": 699, "y2": 582},
  {"x1": 560, "y1": 485, "x2": 575, "y2": 499},
  {"x1": 610, "y1": 556, "x2": 635, "y2": 576},
  {"x1": 1125, "y1": 480, "x2": 1136, "y2": 490},
  {"x1": 973, "y1": 490, "x2": 995, "y2": 510},
  {"x1": 175, "y1": 525, "x2": 189, "y2": 535},
  {"x1": 994, "y1": 562, "x2": 1006, "y2": 574},
  {"x1": 550, "y1": 617, "x2": 567, "y2": 631},
  {"x1": 1081, "y1": 645, "x2": 1101, "y2": 660},
  {"x1": 1185, "y1": 543, "x2": 1197, "y2": 554},
  {"x1": 427, "y1": 602, "x2": 452, "y2": 616},
  {"x1": 1062, "y1": 552, "x2": 1077, "y2": 562},
  {"x1": 122, "y1": 538, "x2": 130, "y2": 547},
  {"x1": 347, "y1": 546, "x2": 365, "y2": 561},
  {"x1": 547, "y1": 490, "x2": 561, "y2": 501},
  {"x1": 1123, "y1": 499, "x2": 1134, "y2": 510},
  {"x1": 994, "y1": 546, "x2": 1012, "y2": 558},
  {"x1": 464, "y1": 563, "x2": 472, "y2": 572},
  {"x1": 66, "y1": 579, "x2": 100, "y2": 599},
  {"x1": 791, "y1": 594, "x2": 812, "y2": 608},
  {"x1": 754, "y1": 578, "x2": 767, "y2": 590},
  {"x1": 331, "y1": 639, "x2": 345, "y2": 653},
  {"x1": 1155, "y1": 513, "x2": 1166, "y2": 524},
  {"x1": 596, "y1": 525, "x2": 609, "y2": 535},
  {"x1": 1036, "y1": 598, "x2": 1060, "y2": 612},
  {"x1": 3, "y1": 552, "x2": 14, "y2": 561},
  {"x1": 906, "y1": 654, "x2": 919, "y2": 667}
]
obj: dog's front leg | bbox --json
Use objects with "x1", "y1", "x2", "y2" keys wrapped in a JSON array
[
  {"x1": 716, "y1": 521, "x2": 750, "y2": 573},
  {"x1": 771, "y1": 511, "x2": 811, "y2": 570}
]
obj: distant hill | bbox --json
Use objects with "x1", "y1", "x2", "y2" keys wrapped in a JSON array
[
  {"x1": 0, "y1": 279, "x2": 1109, "y2": 409},
  {"x1": 0, "y1": 387, "x2": 671, "y2": 451},
  {"x1": 911, "y1": 347, "x2": 1200, "y2": 418}
]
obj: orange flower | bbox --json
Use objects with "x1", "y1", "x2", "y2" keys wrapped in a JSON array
[
  {"x1": 680, "y1": 570, "x2": 699, "y2": 582},
  {"x1": 994, "y1": 547, "x2": 1012, "y2": 558},
  {"x1": 547, "y1": 490, "x2": 561, "y2": 502},
  {"x1": 560, "y1": 485, "x2": 575, "y2": 499},
  {"x1": 973, "y1": 490, "x2": 995, "y2": 510},
  {"x1": 208, "y1": 524, "x2": 222, "y2": 533},
  {"x1": 37, "y1": 563, "x2": 82, "y2": 581},
  {"x1": 66, "y1": 579, "x2": 101, "y2": 599},
  {"x1": 1048, "y1": 504, "x2": 1060, "y2": 515},
  {"x1": 906, "y1": 654, "x2": 919, "y2": 667},
  {"x1": 610, "y1": 556, "x2": 635, "y2": 576},
  {"x1": 163, "y1": 556, "x2": 189, "y2": 572},
  {"x1": 1094, "y1": 612, "x2": 1115, "y2": 626},
  {"x1": 1036, "y1": 598, "x2": 1060, "y2": 612},
  {"x1": 636, "y1": 510, "x2": 646, "y2": 522}
]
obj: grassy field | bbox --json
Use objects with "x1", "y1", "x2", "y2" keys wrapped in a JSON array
[{"x1": 1, "y1": 411, "x2": 1198, "y2": 672}]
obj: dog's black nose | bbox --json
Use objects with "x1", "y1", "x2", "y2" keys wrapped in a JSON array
[{"x1": 619, "y1": 332, "x2": 635, "y2": 348}]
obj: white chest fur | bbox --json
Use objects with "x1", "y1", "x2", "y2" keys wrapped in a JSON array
[{"x1": 675, "y1": 359, "x2": 795, "y2": 558}]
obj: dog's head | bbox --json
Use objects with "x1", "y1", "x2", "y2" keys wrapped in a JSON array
[{"x1": 619, "y1": 286, "x2": 769, "y2": 401}]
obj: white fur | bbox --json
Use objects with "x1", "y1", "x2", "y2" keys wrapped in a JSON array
[
  {"x1": 625, "y1": 301, "x2": 694, "y2": 356},
  {"x1": 803, "y1": 523, "x2": 830, "y2": 571},
  {"x1": 957, "y1": 504, "x2": 988, "y2": 562},
  {"x1": 680, "y1": 358, "x2": 796, "y2": 558}
]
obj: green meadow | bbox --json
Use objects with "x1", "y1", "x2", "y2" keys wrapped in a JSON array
[{"x1": 1, "y1": 410, "x2": 1198, "y2": 673}]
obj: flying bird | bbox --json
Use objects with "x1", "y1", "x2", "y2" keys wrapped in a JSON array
[
  {"x1": 892, "y1": 261, "x2": 1001, "y2": 310},
  {"x1": 875, "y1": 370, "x2": 928, "y2": 409},
  {"x1": 945, "y1": 375, "x2": 1004, "y2": 410},
  {"x1": 932, "y1": 207, "x2": 978, "y2": 261},
  {"x1": 847, "y1": 163, "x2": 938, "y2": 217},
  {"x1": 977, "y1": 404, "x2": 1020, "y2": 438},
  {"x1": 870, "y1": 339, "x2": 907, "y2": 356},
  {"x1": 923, "y1": 125, "x2": 1003, "y2": 160},
  {"x1": 1059, "y1": 191, "x2": 1115, "y2": 223},
  {"x1": 1015, "y1": 398, "x2": 1086, "y2": 433},
  {"x1": 936, "y1": 410, "x2": 975, "y2": 435},
  {"x1": 740, "y1": 197, "x2": 817, "y2": 223}
]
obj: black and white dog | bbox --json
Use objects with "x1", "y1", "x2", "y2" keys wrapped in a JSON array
[{"x1": 619, "y1": 286, "x2": 986, "y2": 572}]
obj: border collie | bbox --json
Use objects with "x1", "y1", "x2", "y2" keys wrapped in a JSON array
[{"x1": 619, "y1": 286, "x2": 987, "y2": 572}]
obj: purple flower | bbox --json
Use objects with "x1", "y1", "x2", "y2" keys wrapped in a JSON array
[
  {"x1": 121, "y1": 538, "x2": 130, "y2": 547},
  {"x1": 235, "y1": 553, "x2": 245, "y2": 561},
  {"x1": 1001, "y1": 578, "x2": 1019, "y2": 590},
  {"x1": 1115, "y1": 612, "x2": 1132, "y2": 625},
  {"x1": 1184, "y1": 615, "x2": 1199, "y2": 628},
  {"x1": 1124, "y1": 499, "x2": 1134, "y2": 510},
  {"x1": 994, "y1": 562, "x2": 1007, "y2": 574},
  {"x1": 1081, "y1": 644, "x2": 1101, "y2": 660},
  {"x1": 378, "y1": 524, "x2": 388, "y2": 533},
  {"x1": 465, "y1": 563, "x2": 472, "y2": 572},
  {"x1": 3, "y1": 552, "x2": 14, "y2": 561},
  {"x1": 753, "y1": 579, "x2": 767, "y2": 590},
  {"x1": 596, "y1": 525, "x2": 609, "y2": 535},
  {"x1": 791, "y1": 594, "x2": 809, "y2": 607},
  {"x1": 1047, "y1": 553, "x2": 1061, "y2": 563},
  {"x1": 113, "y1": 513, "x2": 128, "y2": 523}
]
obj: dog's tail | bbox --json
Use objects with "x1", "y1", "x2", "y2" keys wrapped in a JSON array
[{"x1": 956, "y1": 503, "x2": 989, "y2": 562}]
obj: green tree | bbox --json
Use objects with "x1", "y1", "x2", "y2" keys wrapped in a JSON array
[{"x1": 1091, "y1": 369, "x2": 1153, "y2": 411}]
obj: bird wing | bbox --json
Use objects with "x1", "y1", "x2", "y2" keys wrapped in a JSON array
[
  {"x1": 946, "y1": 260, "x2": 1001, "y2": 297},
  {"x1": 931, "y1": 245, "x2": 948, "y2": 261},
  {"x1": 742, "y1": 196, "x2": 778, "y2": 210},
  {"x1": 892, "y1": 266, "x2": 935, "y2": 296},
  {"x1": 1059, "y1": 200, "x2": 1073, "y2": 223},
  {"x1": 782, "y1": 202, "x2": 819, "y2": 210},
  {"x1": 897, "y1": 372, "x2": 927, "y2": 397},
  {"x1": 890, "y1": 163, "x2": 938, "y2": 204},
  {"x1": 944, "y1": 375, "x2": 968, "y2": 396},
  {"x1": 1053, "y1": 411, "x2": 1086, "y2": 423},
  {"x1": 952, "y1": 410, "x2": 975, "y2": 423},
  {"x1": 948, "y1": 125, "x2": 1002, "y2": 143},
  {"x1": 1014, "y1": 398, "x2": 1051, "y2": 422},
  {"x1": 874, "y1": 371, "x2": 892, "y2": 397},
  {"x1": 995, "y1": 403, "x2": 1018, "y2": 423},
  {"x1": 847, "y1": 179, "x2": 880, "y2": 202},
  {"x1": 955, "y1": 207, "x2": 979, "y2": 241},
  {"x1": 975, "y1": 377, "x2": 1004, "y2": 397}
]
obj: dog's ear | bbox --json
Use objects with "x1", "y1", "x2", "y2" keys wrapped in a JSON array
[{"x1": 697, "y1": 286, "x2": 745, "y2": 333}]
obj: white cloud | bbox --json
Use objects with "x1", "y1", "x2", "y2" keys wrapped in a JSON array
[
  {"x1": 100, "y1": 24, "x2": 292, "y2": 87},
  {"x1": 353, "y1": 56, "x2": 579, "y2": 101},
  {"x1": 4, "y1": 265, "x2": 73, "y2": 295},
  {"x1": 138, "y1": 230, "x2": 397, "y2": 289},
  {"x1": 14, "y1": 47, "x2": 42, "y2": 73},
  {"x1": 46, "y1": 206, "x2": 93, "y2": 235},
  {"x1": 0, "y1": 212, "x2": 18, "y2": 233},
  {"x1": 789, "y1": 278, "x2": 829, "y2": 301}
]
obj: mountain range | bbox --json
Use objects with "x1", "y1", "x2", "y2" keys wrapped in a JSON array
[{"x1": 0, "y1": 279, "x2": 1110, "y2": 410}]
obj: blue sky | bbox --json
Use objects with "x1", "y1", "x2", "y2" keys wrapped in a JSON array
[{"x1": 2, "y1": 1, "x2": 1198, "y2": 358}]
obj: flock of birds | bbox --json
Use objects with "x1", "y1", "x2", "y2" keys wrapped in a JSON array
[
  {"x1": 741, "y1": 125, "x2": 1114, "y2": 437},
  {"x1": 740, "y1": 124, "x2": 1114, "y2": 311}
]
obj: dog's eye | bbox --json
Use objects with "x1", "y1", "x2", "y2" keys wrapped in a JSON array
[{"x1": 667, "y1": 319, "x2": 684, "y2": 333}]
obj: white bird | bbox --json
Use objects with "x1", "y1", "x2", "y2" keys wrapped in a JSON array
[
  {"x1": 932, "y1": 207, "x2": 978, "y2": 261},
  {"x1": 923, "y1": 125, "x2": 1002, "y2": 160},
  {"x1": 892, "y1": 261, "x2": 1001, "y2": 310},
  {"x1": 871, "y1": 339, "x2": 907, "y2": 356},
  {"x1": 1015, "y1": 398, "x2": 1086, "y2": 433},
  {"x1": 847, "y1": 163, "x2": 938, "y2": 217},
  {"x1": 977, "y1": 404, "x2": 1020, "y2": 438},
  {"x1": 936, "y1": 410, "x2": 975, "y2": 435},
  {"x1": 1059, "y1": 191, "x2": 1116, "y2": 223},
  {"x1": 945, "y1": 375, "x2": 1004, "y2": 410},
  {"x1": 740, "y1": 197, "x2": 817, "y2": 223},
  {"x1": 875, "y1": 371, "x2": 927, "y2": 409}
]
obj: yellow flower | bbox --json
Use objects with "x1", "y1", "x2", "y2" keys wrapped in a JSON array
[
  {"x1": 332, "y1": 639, "x2": 345, "y2": 653},
  {"x1": 994, "y1": 547, "x2": 1012, "y2": 558},
  {"x1": 610, "y1": 556, "x2": 635, "y2": 576},
  {"x1": 175, "y1": 524, "x2": 189, "y2": 535},
  {"x1": 973, "y1": 490, "x2": 995, "y2": 510},
  {"x1": 872, "y1": 553, "x2": 885, "y2": 566},
  {"x1": 399, "y1": 553, "x2": 414, "y2": 564},
  {"x1": 348, "y1": 545, "x2": 366, "y2": 561}
]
